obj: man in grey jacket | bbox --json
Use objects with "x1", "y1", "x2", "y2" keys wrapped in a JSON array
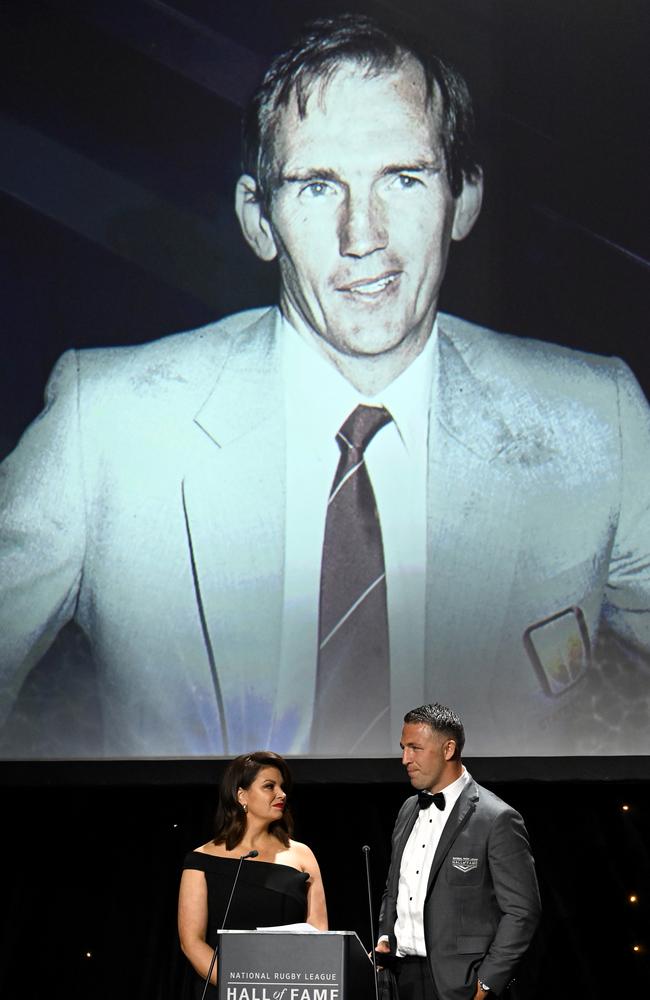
[{"x1": 377, "y1": 703, "x2": 541, "y2": 999}]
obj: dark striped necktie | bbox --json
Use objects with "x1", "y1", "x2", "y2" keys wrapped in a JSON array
[{"x1": 311, "y1": 404, "x2": 392, "y2": 753}]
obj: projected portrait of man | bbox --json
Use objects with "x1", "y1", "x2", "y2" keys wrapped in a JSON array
[{"x1": 1, "y1": 14, "x2": 650, "y2": 758}]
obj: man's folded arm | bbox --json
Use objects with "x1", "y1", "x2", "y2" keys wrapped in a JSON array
[
  {"x1": 377, "y1": 803, "x2": 410, "y2": 947},
  {"x1": 377, "y1": 881, "x2": 395, "y2": 946},
  {"x1": 603, "y1": 359, "x2": 650, "y2": 657},
  {"x1": 0, "y1": 351, "x2": 86, "y2": 724}
]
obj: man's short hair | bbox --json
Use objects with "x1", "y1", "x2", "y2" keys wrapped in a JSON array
[
  {"x1": 404, "y1": 702, "x2": 465, "y2": 759},
  {"x1": 242, "y1": 12, "x2": 481, "y2": 208}
]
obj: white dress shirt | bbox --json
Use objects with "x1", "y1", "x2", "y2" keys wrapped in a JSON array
[
  {"x1": 394, "y1": 767, "x2": 471, "y2": 956},
  {"x1": 270, "y1": 313, "x2": 437, "y2": 753}
]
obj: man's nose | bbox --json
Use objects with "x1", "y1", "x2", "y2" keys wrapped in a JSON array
[
  {"x1": 401, "y1": 748, "x2": 412, "y2": 765},
  {"x1": 338, "y1": 190, "x2": 388, "y2": 257}
]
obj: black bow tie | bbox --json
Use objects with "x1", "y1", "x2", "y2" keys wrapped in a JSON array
[{"x1": 418, "y1": 790, "x2": 445, "y2": 811}]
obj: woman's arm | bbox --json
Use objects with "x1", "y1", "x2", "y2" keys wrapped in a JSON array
[
  {"x1": 298, "y1": 844, "x2": 328, "y2": 930},
  {"x1": 178, "y1": 868, "x2": 219, "y2": 985}
]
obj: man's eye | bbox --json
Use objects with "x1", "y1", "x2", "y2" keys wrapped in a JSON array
[
  {"x1": 395, "y1": 174, "x2": 421, "y2": 190},
  {"x1": 301, "y1": 181, "x2": 332, "y2": 197}
]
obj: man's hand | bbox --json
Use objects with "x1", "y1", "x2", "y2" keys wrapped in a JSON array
[
  {"x1": 472, "y1": 982, "x2": 490, "y2": 1000},
  {"x1": 374, "y1": 939, "x2": 391, "y2": 970}
]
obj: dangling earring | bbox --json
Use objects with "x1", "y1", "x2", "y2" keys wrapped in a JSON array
[{"x1": 242, "y1": 802, "x2": 248, "y2": 813}]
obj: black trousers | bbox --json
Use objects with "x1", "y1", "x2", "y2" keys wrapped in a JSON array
[{"x1": 394, "y1": 956, "x2": 439, "y2": 1000}]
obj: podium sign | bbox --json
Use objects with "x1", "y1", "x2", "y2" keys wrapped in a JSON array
[{"x1": 217, "y1": 930, "x2": 374, "y2": 1000}]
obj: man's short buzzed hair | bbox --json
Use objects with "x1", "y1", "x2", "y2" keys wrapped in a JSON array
[
  {"x1": 404, "y1": 702, "x2": 465, "y2": 759},
  {"x1": 242, "y1": 12, "x2": 481, "y2": 209}
]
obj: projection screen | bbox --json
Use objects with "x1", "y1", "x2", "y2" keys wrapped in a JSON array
[{"x1": 1, "y1": 1, "x2": 648, "y2": 763}]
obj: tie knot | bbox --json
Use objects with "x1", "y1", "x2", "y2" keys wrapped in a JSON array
[
  {"x1": 337, "y1": 404, "x2": 392, "y2": 456},
  {"x1": 418, "y1": 790, "x2": 445, "y2": 811}
]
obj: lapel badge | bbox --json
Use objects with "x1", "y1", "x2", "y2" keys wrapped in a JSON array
[
  {"x1": 451, "y1": 856, "x2": 479, "y2": 872},
  {"x1": 523, "y1": 605, "x2": 591, "y2": 696}
]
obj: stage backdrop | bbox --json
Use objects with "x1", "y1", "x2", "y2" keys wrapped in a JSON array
[{"x1": 1, "y1": 0, "x2": 649, "y2": 762}]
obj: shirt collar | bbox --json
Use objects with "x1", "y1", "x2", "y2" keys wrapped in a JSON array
[
  {"x1": 419, "y1": 766, "x2": 470, "y2": 809},
  {"x1": 280, "y1": 311, "x2": 437, "y2": 452},
  {"x1": 437, "y1": 766, "x2": 470, "y2": 810}
]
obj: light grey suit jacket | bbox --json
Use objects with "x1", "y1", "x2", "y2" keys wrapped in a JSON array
[
  {"x1": 2, "y1": 307, "x2": 650, "y2": 755},
  {"x1": 378, "y1": 776, "x2": 541, "y2": 1000}
]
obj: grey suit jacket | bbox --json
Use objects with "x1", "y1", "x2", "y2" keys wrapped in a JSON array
[
  {"x1": 2, "y1": 307, "x2": 650, "y2": 755},
  {"x1": 378, "y1": 776, "x2": 541, "y2": 1000}
]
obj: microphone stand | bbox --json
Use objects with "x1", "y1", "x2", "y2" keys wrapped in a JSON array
[
  {"x1": 199, "y1": 850, "x2": 258, "y2": 1000},
  {"x1": 362, "y1": 845, "x2": 380, "y2": 1000}
]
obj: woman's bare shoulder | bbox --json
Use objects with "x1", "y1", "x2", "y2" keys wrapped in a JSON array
[
  {"x1": 193, "y1": 840, "x2": 230, "y2": 857},
  {"x1": 287, "y1": 839, "x2": 319, "y2": 866}
]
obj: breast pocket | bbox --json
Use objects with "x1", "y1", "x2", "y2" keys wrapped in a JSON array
[{"x1": 444, "y1": 848, "x2": 484, "y2": 886}]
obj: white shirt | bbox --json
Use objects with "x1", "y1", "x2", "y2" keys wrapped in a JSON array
[
  {"x1": 270, "y1": 313, "x2": 437, "y2": 752},
  {"x1": 395, "y1": 767, "x2": 471, "y2": 956}
]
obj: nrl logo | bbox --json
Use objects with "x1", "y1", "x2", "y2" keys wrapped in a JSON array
[{"x1": 451, "y1": 856, "x2": 479, "y2": 873}]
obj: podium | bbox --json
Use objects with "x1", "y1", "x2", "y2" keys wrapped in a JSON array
[{"x1": 217, "y1": 930, "x2": 375, "y2": 1000}]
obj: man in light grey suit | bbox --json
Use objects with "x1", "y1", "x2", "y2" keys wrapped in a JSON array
[
  {"x1": 2, "y1": 14, "x2": 650, "y2": 757},
  {"x1": 377, "y1": 703, "x2": 541, "y2": 1000}
]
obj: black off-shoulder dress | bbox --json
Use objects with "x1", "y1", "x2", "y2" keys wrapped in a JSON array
[{"x1": 181, "y1": 851, "x2": 309, "y2": 999}]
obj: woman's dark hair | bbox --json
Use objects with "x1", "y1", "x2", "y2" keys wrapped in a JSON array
[
  {"x1": 242, "y1": 12, "x2": 480, "y2": 208},
  {"x1": 213, "y1": 750, "x2": 294, "y2": 850}
]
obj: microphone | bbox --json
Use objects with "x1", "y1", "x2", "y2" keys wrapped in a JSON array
[
  {"x1": 200, "y1": 850, "x2": 259, "y2": 1000},
  {"x1": 362, "y1": 845, "x2": 380, "y2": 1000}
]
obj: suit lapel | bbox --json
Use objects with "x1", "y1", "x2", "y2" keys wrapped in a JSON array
[
  {"x1": 426, "y1": 779, "x2": 479, "y2": 894},
  {"x1": 182, "y1": 310, "x2": 287, "y2": 753},
  {"x1": 397, "y1": 797, "x2": 421, "y2": 854},
  {"x1": 424, "y1": 320, "x2": 526, "y2": 726}
]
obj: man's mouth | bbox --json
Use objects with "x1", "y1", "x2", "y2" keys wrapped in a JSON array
[{"x1": 338, "y1": 272, "x2": 399, "y2": 296}]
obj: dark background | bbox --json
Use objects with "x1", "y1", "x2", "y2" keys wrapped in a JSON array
[
  {"x1": 1, "y1": 1, "x2": 649, "y2": 997},
  {"x1": 0, "y1": 765, "x2": 648, "y2": 999}
]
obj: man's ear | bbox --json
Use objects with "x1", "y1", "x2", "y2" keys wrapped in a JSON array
[
  {"x1": 235, "y1": 174, "x2": 278, "y2": 261},
  {"x1": 443, "y1": 739, "x2": 457, "y2": 761},
  {"x1": 451, "y1": 169, "x2": 483, "y2": 241}
]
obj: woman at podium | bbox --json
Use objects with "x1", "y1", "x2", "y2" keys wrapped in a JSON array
[{"x1": 178, "y1": 750, "x2": 328, "y2": 996}]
